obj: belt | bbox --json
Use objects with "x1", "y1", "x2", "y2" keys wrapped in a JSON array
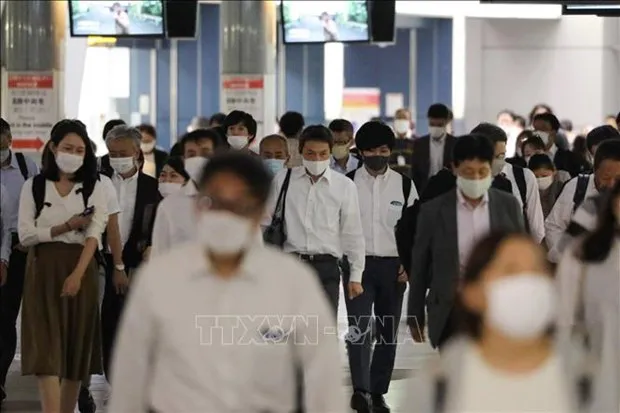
[
  {"x1": 366, "y1": 255, "x2": 399, "y2": 260},
  {"x1": 295, "y1": 253, "x2": 338, "y2": 263}
]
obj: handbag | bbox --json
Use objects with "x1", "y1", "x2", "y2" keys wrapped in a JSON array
[{"x1": 263, "y1": 169, "x2": 292, "y2": 247}]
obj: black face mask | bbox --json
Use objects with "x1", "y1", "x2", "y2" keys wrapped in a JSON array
[{"x1": 364, "y1": 155, "x2": 389, "y2": 172}]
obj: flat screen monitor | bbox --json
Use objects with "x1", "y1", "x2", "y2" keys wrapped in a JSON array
[
  {"x1": 69, "y1": 1, "x2": 165, "y2": 37},
  {"x1": 562, "y1": 3, "x2": 620, "y2": 16},
  {"x1": 281, "y1": 0, "x2": 370, "y2": 44}
]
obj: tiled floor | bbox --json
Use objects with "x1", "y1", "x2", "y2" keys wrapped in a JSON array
[{"x1": 3, "y1": 283, "x2": 436, "y2": 412}]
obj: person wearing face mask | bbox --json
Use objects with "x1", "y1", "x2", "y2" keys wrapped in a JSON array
[
  {"x1": 259, "y1": 134, "x2": 290, "y2": 175},
  {"x1": 99, "y1": 125, "x2": 162, "y2": 382},
  {"x1": 150, "y1": 129, "x2": 224, "y2": 258},
  {"x1": 528, "y1": 154, "x2": 570, "y2": 218},
  {"x1": 556, "y1": 181, "x2": 620, "y2": 412},
  {"x1": 341, "y1": 121, "x2": 418, "y2": 413},
  {"x1": 389, "y1": 108, "x2": 416, "y2": 178},
  {"x1": 263, "y1": 125, "x2": 365, "y2": 315},
  {"x1": 403, "y1": 231, "x2": 595, "y2": 413},
  {"x1": 108, "y1": 153, "x2": 346, "y2": 413},
  {"x1": 158, "y1": 156, "x2": 189, "y2": 198},
  {"x1": 0, "y1": 118, "x2": 39, "y2": 403},
  {"x1": 533, "y1": 113, "x2": 582, "y2": 178},
  {"x1": 472, "y1": 123, "x2": 545, "y2": 243},
  {"x1": 407, "y1": 134, "x2": 525, "y2": 349},
  {"x1": 136, "y1": 124, "x2": 168, "y2": 179},
  {"x1": 16, "y1": 120, "x2": 108, "y2": 413},
  {"x1": 411, "y1": 103, "x2": 456, "y2": 194},
  {"x1": 223, "y1": 110, "x2": 258, "y2": 153},
  {"x1": 328, "y1": 118, "x2": 361, "y2": 174},
  {"x1": 546, "y1": 138, "x2": 620, "y2": 263}
]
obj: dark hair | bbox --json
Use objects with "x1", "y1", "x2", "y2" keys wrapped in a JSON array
[
  {"x1": 355, "y1": 121, "x2": 395, "y2": 151},
  {"x1": 560, "y1": 119, "x2": 573, "y2": 132},
  {"x1": 522, "y1": 134, "x2": 546, "y2": 153},
  {"x1": 180, "y1": 128, "x2": 225, "y2": 154},
  {"x1": 533, "y1": 113, "x2": 560, "y2": 132},
  {"x1": 528, "y1": 154, "x2": 555, "y2": 171},
  {"x1": 586, "y1": 125, "x2": 620, "y2": 152},
  {"x1": 299, "y1": 125, "x2": 334, "y2": 152},
  {"x1": 102, "y1": 119, "x2": 126, "y2": 140},
  {"x1": 197, "y1": 152, "x2": 272, "y2": 207},
  {"x1": 137, "y1": 123, "x2": 157, "y2": 139},
  {"x1": 470, "y1": 122, "x2": 507, "y2": 144},
  {"x1": 223, "y1": 110, "x2": 257, "y2": 137},
  {"x1": 163, "y1": 156, "x2": 189, "y2": 181},
  {"x1": 452, "y1": 134, "x2": 495, "y2": 167},
  {"x1": 41, "y1": 140, "x2": 52, "y2": 171},
  {"x1": 427, "y1": 103, "x2": 451, "y2": 120},
  {"x1": 528, "y1": 103, "x2": 553, "y2": 126},
  {"x1": 44, "y1": 119, "x2": 98, "y2": 184},
  {"x1": 328, "y1": 119, "x2": 354, "y2": 136},
  {"x1": 0, "y1": 117, "x2": 11, "y2": 137},
  {"x1": 458, "y1": 231, "x2": 536, "y2": 338},
  {"x1": 579, "y1": 180, "x2": 620, "y2": 262},
  {"x1": 616, "y1": 112, "x2": 620, "y2": 128},
  {"x1": 279, "y1": 111, "x2": 305, "y2": 138},
  {"x1": 572, "y1": 135, "x2": 589, "y2": 158},
  {"x1": 514, "y1": 115, "x2": 526, "y2": 129},
  {"x1": 593, "y1": 138, "x2": 620, "y2": 171},
  {"x1": 209, "y1": 112, "x2": 226, "y2": 126},
  {"x1": 170, "y1": 142, "x2": 183, "y2": 157}
]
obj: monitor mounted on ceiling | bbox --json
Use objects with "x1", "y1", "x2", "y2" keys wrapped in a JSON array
[
  {"x1": 68, "y1": 0, "x2": 166, "y2": 38},
  {"x1": 281, "y1": 0, "x2": 371, "y2": 45}
]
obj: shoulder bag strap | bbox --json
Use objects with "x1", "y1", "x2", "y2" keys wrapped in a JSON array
[
  {"x1": 272, "y1": 169, "x2": 292, "y2": 222},
  {"x1": 15, "y1": 152, "x2": 29, "y2": 180},
  {"x1": 401, "y1": 173, "x2": 412, "y2": 215}
]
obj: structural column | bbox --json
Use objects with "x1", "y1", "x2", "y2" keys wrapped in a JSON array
[
  {"x1": 220, "y1": 0, "x2": 277, "y2": 139},
  {"x1": 1, "y1": 0, "x2": 64, "y2": 161}
]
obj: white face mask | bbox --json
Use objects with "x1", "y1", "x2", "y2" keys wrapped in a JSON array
[
  {"x1": 140, "y1": 141, "x2": 156, "y2": 153},
  {"x1": 196, "y1": 211, "x2": 254, "y2": 255},
  {"x1": 332, "y1": 144, "x2": 349, "y2": 160},
  {"x1": 228, "y1": 135, "x2": 248, "y2": 150},
  {"x1": 456, "y1": 175, "x2": 492, "y2": 199},
  {"x1": 491, "y1": 159, "x2": 506, "y2": 177},
  {"x1": 159, "y1": 182, "x2": 183, "y2": 197},
  {"x1": 0, "y1": 149, "x2": 9, "y2": 163},
  {"x1": 185, "y1": 156, "x2": 208, "y2": 183},
  {"x1": 303, "y1": 159, "x2": 330, "y2": 176},
  {"x1": 109, "y1": 156, "x2": 136, "y2": 175},
  {"x1": 486, "y1": 273, "x2": 557, "y2": 339},
  {"x1": 55, "y1": 151, "x2": 84, "y2": 173},
  {"x1": 535, "y1": 131, "x2": 550, "y2": 146},
  {"x1": 394, "y1": 119, "x2": 410, "y2": 135},
  {"x1": 429, "y1": 126, "x2": 446, "y2": 139},
  {"x1": 536, "y1": 175, "x2": 554, "y2": 191}
]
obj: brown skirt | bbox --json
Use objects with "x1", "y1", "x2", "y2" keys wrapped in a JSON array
[{"x1": 21, "y1": 242, "x2": 102, "y2": 381}]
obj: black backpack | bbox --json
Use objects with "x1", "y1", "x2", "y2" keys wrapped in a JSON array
[
  {"x1": 32, "y1": 174, "x2": 98, "y2": 219},
  {"x1": 347, "y1": 168, "x2": 414, "y2": 272},
  {"x1": 571, "y1": 174, "x2": 590, "y2": 213}
]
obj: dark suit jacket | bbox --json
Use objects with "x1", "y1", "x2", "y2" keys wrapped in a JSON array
[
  {"x1": 407, "y1": 188, "x2": 525, "y2": 347},
  {"x1": 411, "y1": 134, "x2": 456, "y2": 194}
]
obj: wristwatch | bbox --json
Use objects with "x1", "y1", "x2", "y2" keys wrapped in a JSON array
[{"x1": 115, "y1": 264, "x2": 125, "y2": 271}]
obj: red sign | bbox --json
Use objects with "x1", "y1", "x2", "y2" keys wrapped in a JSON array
[
  {"x1": 223, "y1": 77, "x2": 264, "y2": 90},
  {"x1": 12, "y1": 137, "x2": 45, "y2": 151},
  {"x1": 7, "y1": 75, "x2": 54, "y2": 89}
]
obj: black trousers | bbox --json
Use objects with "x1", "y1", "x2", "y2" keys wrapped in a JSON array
[
  {"x1": 0, "y1": 234, "x2": 27, "y2": 387},
  {"x1": 100, "y1": 254, "x2": 128, "y2": 381},
  {"x1": 342, "y1": 256, "x2": 405, "y2": 395},
  {"x1": 296, "y1": 254, "x2": 340, "y2": 317}
]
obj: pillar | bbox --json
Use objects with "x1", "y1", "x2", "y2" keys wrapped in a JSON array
[
  {"x1": 220, "y1": 0, "x2": 277, "y2": 140},
  {"x1": 1, "y1": 0, "x2": 64, "y2": 161}
]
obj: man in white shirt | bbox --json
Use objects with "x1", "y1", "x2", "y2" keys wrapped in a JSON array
[
  {"x1": 472, "y1": 123, "x2": 545, "y2": 243},
  {"x1": 344, "y1": 121, "x2": 418, "y2": 413},
  {"x1": 546, "y1": 139, "x2": 620, "y2": 262},
  {"x1": 108, "y1": 153, "x2": 346, "y2": 412},
  {"x1": 264, "y1": 125, "x2": 365, "y2": 315},
  {"x1": 151, "y1": 129, "x2": 221, "y2": 257}
]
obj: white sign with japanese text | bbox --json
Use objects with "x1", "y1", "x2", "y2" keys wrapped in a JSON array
[{"x1": 220, "y1": 74, "x2": 265, "y2": 138}]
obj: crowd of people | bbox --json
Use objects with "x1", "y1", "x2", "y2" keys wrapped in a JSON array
[{"x1": 0, "y1": 104, "x2": 618, "y2": 413}]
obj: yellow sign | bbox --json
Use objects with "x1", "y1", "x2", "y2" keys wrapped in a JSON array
[{"x1": 87, "y1": 36, "x2": 117, "y2": 47}]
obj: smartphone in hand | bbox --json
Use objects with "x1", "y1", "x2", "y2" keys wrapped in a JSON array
[{"x1": 81, "y1": 206, "x2": 95, "y2": 217}]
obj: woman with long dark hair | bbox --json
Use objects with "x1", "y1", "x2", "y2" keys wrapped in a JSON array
[
  {"x1": 556, "y1": 180, "x2": 620, "y2": 411},
  {"x1": 17, "y1": 120, "x2": 107, "y2": 413},
  {"x1": 402, "y1": 232, "x2": 595, "y2": 412}
]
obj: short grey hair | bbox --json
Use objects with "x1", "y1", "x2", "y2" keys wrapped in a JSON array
[
  {"x1": 188, "y1": 116, "x2": 210, "y2": 132},
  {"x1": 105, "y1": 125, "x2": 142, "y2": 149}
]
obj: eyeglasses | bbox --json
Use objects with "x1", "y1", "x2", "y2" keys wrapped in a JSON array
[{"x1": 197, "y1": 195, "x2": 258, "y2": 218}]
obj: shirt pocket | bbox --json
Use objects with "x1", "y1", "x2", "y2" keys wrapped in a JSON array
[{"x1": 386, "y1": 202, "x2": 403, "y2": 228}]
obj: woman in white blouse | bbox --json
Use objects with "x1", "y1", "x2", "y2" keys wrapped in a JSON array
[
  {"x1": 557, "y1": 180, "x2": 620, "y2": 412},
  {"x1": 402, "y1": 231, "x2": 595, "y2": 413},
  {"x1": 17, "y1": 120, "x2": 107, "y2": 413}
]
